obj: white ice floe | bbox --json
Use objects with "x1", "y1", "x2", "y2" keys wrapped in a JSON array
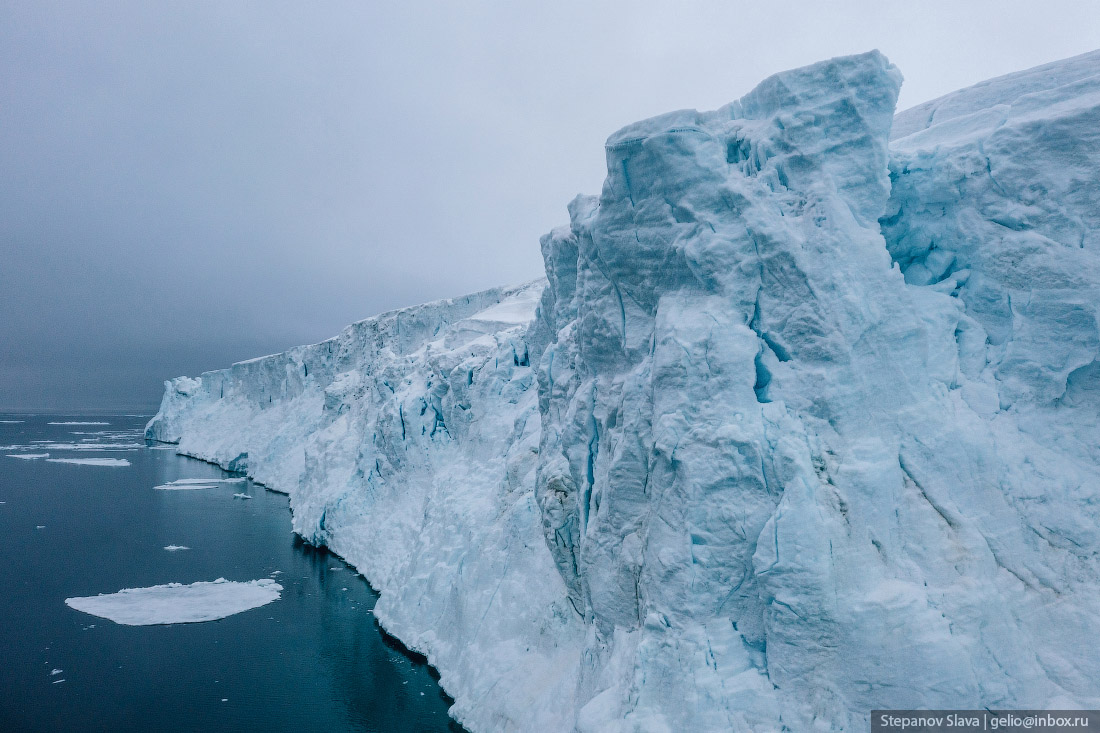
[
  {"x1": 232, "y1": 493, "x2": 252, "y2": 500},
  {"x1": 65, "y1": 578, "x2": 282, "y2": 625},
  {"x1": 14, "y1": 442, "x2": 142, "y2": 452},
  {"x1": 163, "y1": 545, "x2": 190, "y2": 551},
  {"x1": 6, "y1": 453, "x2": 48, "y2": 460},
  {"x1": 153, "y1": 478, "x2": 245, "y2": 491},
  {"x1": 47, "y1": 458, "x2": 130, "y2": 467},
  {"x1": 47, "y1": 422, "x2": 109, "y2": 426},
  {"x1": 0, "y1": 420, "x2": 24, "y2": 424}
]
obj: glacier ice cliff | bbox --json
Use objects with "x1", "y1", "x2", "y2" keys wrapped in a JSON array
[{"x1": 148, "y1": 49, "x2": 1100, "y2": 731}]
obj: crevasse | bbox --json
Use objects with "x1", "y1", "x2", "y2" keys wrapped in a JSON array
[{"x1": 147, "y1": 49, "x2": 1100, "y2": 732}]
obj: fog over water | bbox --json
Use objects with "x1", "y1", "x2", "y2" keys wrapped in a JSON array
[{"x1": 3, "y1": 0, "x2": 1099, "y2": 410}]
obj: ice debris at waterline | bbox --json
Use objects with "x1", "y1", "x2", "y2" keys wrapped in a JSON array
[
  {"x1": 163, "y1": 545, "x2": 190, "y2": 551},
  {"x1": 46, "y1": 458, "x2": 130, "y2": 467},
  {"x1": 6, "y1": 453, "x2": 48, "y2": 460},
  {"x1": 153, "y1": 478, "x2": 246, "y2": 490},
  {"x1": 47, "y1": 421, "x2": 109, "y2": 426},
  {"x1": 145, "y1": 49, "x2": 1100, "y2": 732},
  {"x1": 65, "y1": 578, "x2": 282, "y2": 625}
]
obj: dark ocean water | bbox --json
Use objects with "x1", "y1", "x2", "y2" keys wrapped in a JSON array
[{"x1": 0, "y1": 414, "x2": 459, "y2": 732}]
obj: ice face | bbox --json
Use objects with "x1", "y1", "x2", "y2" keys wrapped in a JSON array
[
  {"x1": 145, "y1": 50, "x2": 1100, "y2": 732},
  {"x1": 65, "y1": 578, "x2": 282, "y2": 625}
]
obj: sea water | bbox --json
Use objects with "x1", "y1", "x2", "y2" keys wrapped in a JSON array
[{"x1": 0, "y1": 414, "x2": 460, "y2": 731}]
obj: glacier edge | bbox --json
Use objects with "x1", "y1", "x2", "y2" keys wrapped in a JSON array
[{"x1": 148, "y1": 49, "x2": 1100, "y2": 732}]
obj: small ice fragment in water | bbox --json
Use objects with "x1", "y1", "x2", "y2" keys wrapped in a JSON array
[
  {"x1": 232, "y1": 493, "x2": 252, "y2": 499},
  {"x1": 51, "y1": 669, "x2": 62, "y2": 675},
  {"x1": 163, "y1": 545, "x2": 190, "y2": 551},
  {"x1": 47, "y1": 458, "x2": 130, "y2": 467},
  {"x1": 52, "y1": 679, "x2": 65, "y2": 684},
  {"x1": 47, "y1": 421, "x2": 109, "y2": 425},
  {"x1": 7, "y1": 453, "x2": 49, "y2": 460},
  {"x1": 154, "y1": 478, "x2": 245, "y2": 490},
  {"x1": 36, "y1": 525, "x2": 45, "y2": 529},
  {"x1": 65, "y1": 578, "x2": 282, "y2": 625}
]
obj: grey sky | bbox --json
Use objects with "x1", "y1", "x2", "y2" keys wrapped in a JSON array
[{"x1": 3, "y1": 1, "x2": 1099, "y2": 411}]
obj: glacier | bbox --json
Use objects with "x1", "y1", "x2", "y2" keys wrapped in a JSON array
[{"x1": 147, "y1": 49, "x2": 1100, "y2": 731}]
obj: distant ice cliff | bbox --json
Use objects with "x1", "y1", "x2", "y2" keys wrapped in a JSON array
[{"x1": 148, "y1": 49, "x2": 1100, "y2": 731}]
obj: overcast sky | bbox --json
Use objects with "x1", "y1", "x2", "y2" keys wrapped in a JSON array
[{"x1": 3, "y1": 1, "x2": 1099, "y2": 411}]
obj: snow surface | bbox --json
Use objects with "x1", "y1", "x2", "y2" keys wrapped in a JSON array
[
  {"x1": 47, "y1": 458, "x2": 130, "y2": 467},
  {"x1": 146, "y1": 50, "x2": 1100, "y2": 731},
  {"x1": 65, "y1": 578, "x2": 282, "y2": 625}
]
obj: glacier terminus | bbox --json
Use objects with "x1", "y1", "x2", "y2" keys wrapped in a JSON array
[{"x1": 146, "y1": 49, "x2": 1100, "y2": 732}]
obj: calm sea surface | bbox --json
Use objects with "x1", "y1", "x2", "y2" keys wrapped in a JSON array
[{"x1": 0, "y1": 414, "x2": 460, "y2": 732}]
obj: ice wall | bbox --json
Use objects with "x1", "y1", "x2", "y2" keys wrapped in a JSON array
[
  {"x1": 148, "y1": 282, "x2": 587, "y2": 731},
  {"x1": 149, "y1": 49, "x2": 1100, "y2": 731}
]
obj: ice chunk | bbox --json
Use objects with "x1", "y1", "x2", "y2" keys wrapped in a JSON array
[
  {"x1": 232, "y1": 493, "x2": 252, "y2": 499},
  {"x1": 163, "y1": 545, "x2": 190, "y2": 551},
  {"x1": 65, "y1": 578, "x2": 282, "y2": 625},
  {"x1": 6, "y1": 453, "x2": 49, "y2": 459},
  {"x1": 46, "y1": 458, "x2": 130, "y2": 467},
  {"x1": 47, "y1": 421, "x2": 109, "y2": 426}
]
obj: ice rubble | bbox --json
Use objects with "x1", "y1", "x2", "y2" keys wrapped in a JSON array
[
  {"x1": 147, "y1": 50, "x2": 1100, "y2": 731},
  {"x1": 65, "y1": 578, "x2": 282, "y2": 625}
]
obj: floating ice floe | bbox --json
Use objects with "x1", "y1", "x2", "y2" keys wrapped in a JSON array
[
  {"x1": 153, "y1": 478, "x2": 246, "y2": 491},
  {"x1": 47, "y1": 458, "x2": 130, "y2": 467},
  {"x1": 18, "y1": 442, "x2": 142, "y2": 452},
  {"x1": 232, "y1": 493, "x2": 252, "y2": 500},
  {"x1": 6, "y1": 453, "x2": 48, "y2": 460},
  {"x1": 47, "y1": 422, "x2": 109, "y2": 426},
  {"x1": 0, "y1": 420, "x2": 24, "y2": 424},
  {"x1": 65, "y1": 578, "x2": 282, "y2": 625},
  {"x1": 163, "y1": 545, "x2": 190, "y2": 551}
]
